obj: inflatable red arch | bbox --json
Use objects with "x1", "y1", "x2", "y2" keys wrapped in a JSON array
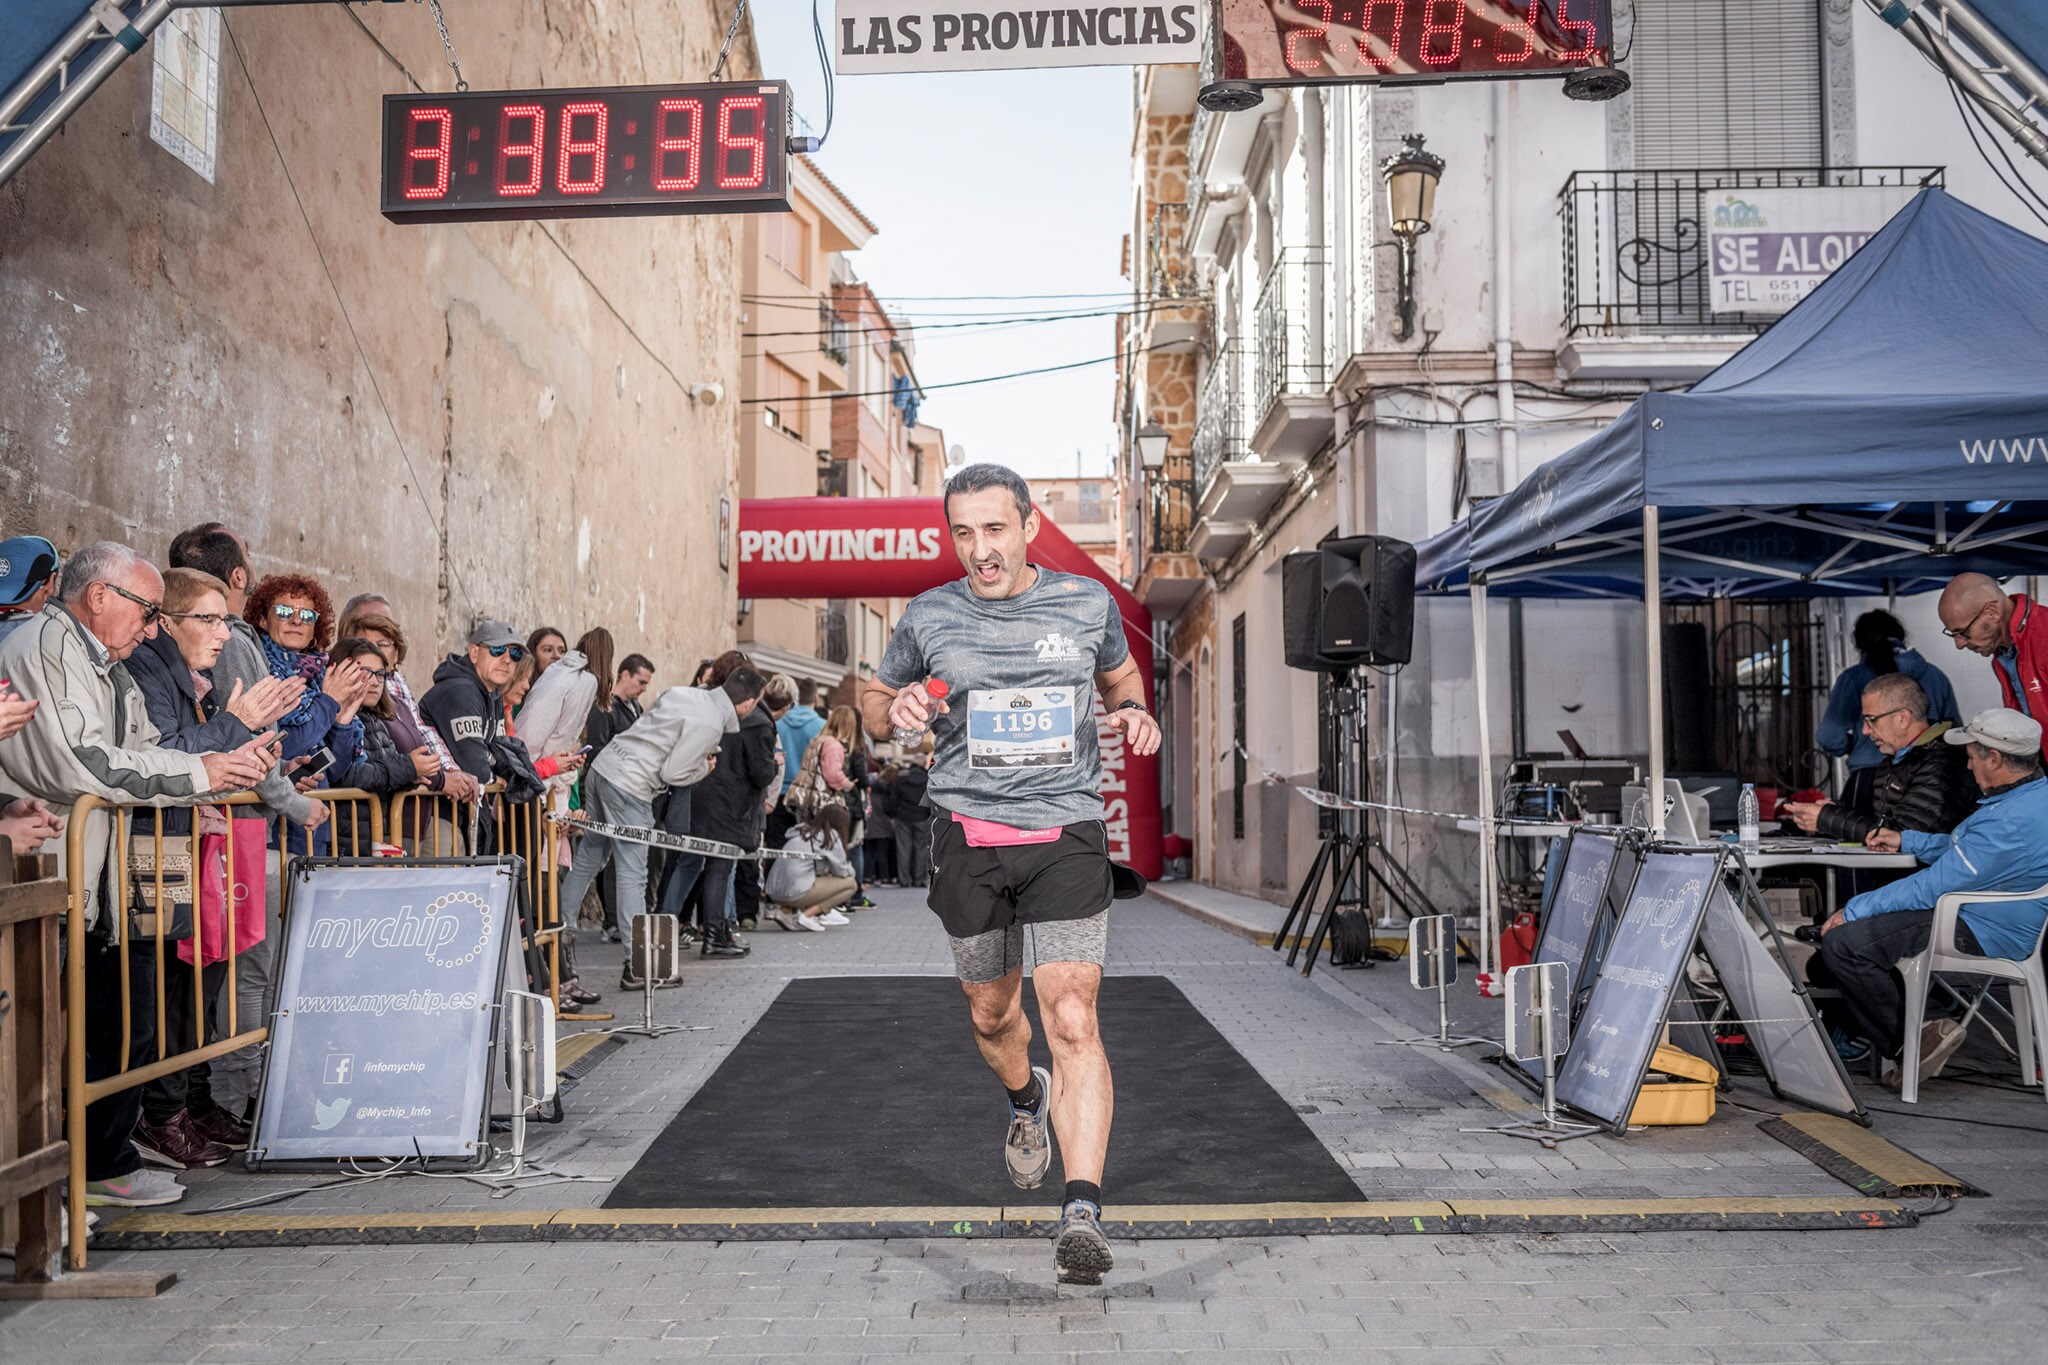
[{"x1": 737, "y1": 498, "x2": 1161, "y2": 878}]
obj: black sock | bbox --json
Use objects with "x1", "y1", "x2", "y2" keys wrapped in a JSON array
[
  {"x1": 1064, "y1": 1180, "x2": 1101, "y2": 1210},
  {"x1": 1006, "y1": 1075, "x2": 1044, "y2": 1112}
]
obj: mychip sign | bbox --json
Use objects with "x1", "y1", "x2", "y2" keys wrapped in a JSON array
[
  {"x1": 834, "y1": 1, "x2": 1200, "y2": 73},
  {"x1": 1707, "y1": 184, "x2": 1919, "y2": 314},
  {"x1": 250, "y1": 861, "x2": 518, "y2": 1167}
]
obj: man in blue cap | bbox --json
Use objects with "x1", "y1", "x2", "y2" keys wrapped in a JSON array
[{"x1": 0, "y1": 535, "x2": 59, "y2": 645}]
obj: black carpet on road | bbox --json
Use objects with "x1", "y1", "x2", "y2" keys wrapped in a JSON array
[{"x1": 604, "y1": 974, "x2": 1361, "y2": 1209}]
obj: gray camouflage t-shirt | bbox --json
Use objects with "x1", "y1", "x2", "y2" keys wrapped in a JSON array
[{"x1": 878, "y1": 567, "x2": 1130, "y2": 830}]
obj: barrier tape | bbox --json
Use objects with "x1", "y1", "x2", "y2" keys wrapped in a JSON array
[{"x1": 569, "y1": 817, "x2": 811, "y2": 862}]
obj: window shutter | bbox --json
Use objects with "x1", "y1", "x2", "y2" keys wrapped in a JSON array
[{"x1": 1631, "y1": 0, "x2": 1823, "y2": 167}]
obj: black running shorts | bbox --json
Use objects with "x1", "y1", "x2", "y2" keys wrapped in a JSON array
[{"x1": 926, "y1": 811, "x2": 1115, "y2": 941}]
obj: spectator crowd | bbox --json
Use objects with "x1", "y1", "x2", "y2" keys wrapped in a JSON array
[{"x1": 0, "y1": 527, "x2": 928, "y2": 1215}]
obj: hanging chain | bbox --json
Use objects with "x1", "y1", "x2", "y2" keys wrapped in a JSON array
[
  {"x1": 421, "y1": 0, "x2": 469, "y2": 92},
  {"x1": 710, "y1": 0, "x2": 751, "y2": 81}
]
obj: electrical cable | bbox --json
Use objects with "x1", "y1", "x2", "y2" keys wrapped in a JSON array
[
  {"x1": 223, "y1": 13, "x2": 473, "y2": 613},
  {"x1": 740, "y1": 340, "x2": 1182, "y2": 404},
  {"x1": 808, "y1": 0, "x2": 835, "y2": 149},
  {"x1": 1908, "y1": 14, "x2": 2048, "y2": 229},
  {"x1": 743, "y1": 300, "x2": 1186, "y2": 340}
]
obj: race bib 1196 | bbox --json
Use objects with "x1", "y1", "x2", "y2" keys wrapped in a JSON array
[{"x1": 966, "y1": 688, "x2": 1076, "y2": 769}]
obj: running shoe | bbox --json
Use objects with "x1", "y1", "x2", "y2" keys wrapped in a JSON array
[
  {"x1": 83, "y1": 1169, "x2": 185, "y2": 1208},
  {"x1": 1918, "y1": 1017, "x2": 1968, "y2": 1082},
  {"x1": 1053, "y1": 1201, "x2": 1113, "y2": 1285},
  {"x1": 1828, "y1": 1026, "x2": 1872, "y2": 1065},
  {"x1": 1005, "y1": 1065, "x2": 1054, "y2": 1189}
]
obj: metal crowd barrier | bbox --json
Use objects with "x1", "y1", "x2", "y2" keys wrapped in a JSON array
[
  {"x1": 58, "y1": 787, "x2": 383, "y2": 1274},
  {"x1": 388, "y1": 785, "x2": 569, "y2": 1018}
]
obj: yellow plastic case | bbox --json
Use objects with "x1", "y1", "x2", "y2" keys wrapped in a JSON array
[{"x1": 1627, "y1": 1043, "x2": 1720, "y2": 1126}]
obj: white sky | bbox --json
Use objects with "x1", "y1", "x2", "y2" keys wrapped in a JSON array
[{"x1": 754, "y1": 5, "x2": 1131, "y2": 480}]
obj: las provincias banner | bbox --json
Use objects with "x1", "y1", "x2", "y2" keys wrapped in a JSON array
[
  {"x1": 738, "y1": 497, "x2": 1162, "y2": 879},
  {"x1": 833, "y1": 2, "x2": 1200, "y2": 74}
]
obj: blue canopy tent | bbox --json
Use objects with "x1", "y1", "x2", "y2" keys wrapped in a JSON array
[{"x1": 1414, "y1": 188, "x2": 2048, "y2": 972}]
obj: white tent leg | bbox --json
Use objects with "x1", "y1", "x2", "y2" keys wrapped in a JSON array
[
  {"x1": 1472, "y1": 580, "x2": 1501, "y2": 993},
  {"x1": 1645, "y1": 506, "x2": 1667, "y2": 838}
]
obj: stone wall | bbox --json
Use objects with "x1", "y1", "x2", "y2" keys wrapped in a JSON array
[{"x1": 0, "y1": 3, "x2": 753, "y2": 681}]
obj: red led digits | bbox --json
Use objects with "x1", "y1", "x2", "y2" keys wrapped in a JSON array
[
  {"x1": 403, "y1": 107, "x2": 453, "y2": 199},
  {"x1": 1285, "y1": 0, "x2": 1331, "y2": 74},
  {"x1": 495, "y1": 103, "x2": 544, "y2": 196},
  {"x1": 715, "y1": 95, "x2": 766, "y2": 191},
  {"x1": 1355, "y1": 0, "x2": 1406, "y2": 73},
  {"x1": 1419, "y1": 0, "x2": 1466, "y2": 67},
  {"x1": 653, "y1": 97, "x2": 703, "y2": 192},
  {"x1": 1555, "y1": 0, "x2": 1600, "y2": 59},
  {"x1": 556, "y1": 101, "x2": 609, "y2": 195},
  {"x1": 1496, "y1": 1, "x2": 1539, "y2": 64}
]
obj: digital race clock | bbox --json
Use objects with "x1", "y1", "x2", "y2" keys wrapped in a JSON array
[
  {"x1": 380, "y1": 81, "x2": 791, "y2": 224},
  {"x1": 1215, "y1": 0, "x2": 1616, "y2": 87}
]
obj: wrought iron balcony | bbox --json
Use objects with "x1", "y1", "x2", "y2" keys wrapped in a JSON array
[
  {"x1": 1192, "y1": 345, "x2": 1248, "y2": 506},
  {"x1": 1253, "y1": 247, "x2": 1330, "y2": 421},
  {"x1": 1560, "y1": 167, "x2": 1943, "y2": 337},
  {"x1": 818, "y1": 298, "x2": 849, "y2": 364},
  {"x1": 1148, "y1": 465, "x2": 1195, "y2": 556},
  {"x1": 817, "y1": 603, "x2": 850, "y2": 666},
  {"x1": 1147, "y1": 202, "x2": 1197, "y2": 301}
]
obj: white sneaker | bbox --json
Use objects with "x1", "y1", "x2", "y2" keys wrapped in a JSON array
[
  {"x1": 798, "y1": 913, "x2": 828, "y2": 933},
  {"x1": 769, "y1": 909, "x2": 798, "y2": 932},
  {"x1": 818, "y1": 909, "x2": 851, "y2": 926},
  {"x1": 83, "y1": 1168, "x2": 185, "y2": 1207}
]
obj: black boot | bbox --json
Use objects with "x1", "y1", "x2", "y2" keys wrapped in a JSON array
[{"x1": 700, "y1": 923, "x2": 748, "y2": 959}]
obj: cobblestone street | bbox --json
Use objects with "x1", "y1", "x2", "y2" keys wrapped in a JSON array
[{"x1": 7, "y1": 890, "x2": 2048, "y2": 1363}]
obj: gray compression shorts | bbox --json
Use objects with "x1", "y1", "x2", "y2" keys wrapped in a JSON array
[{"x1": 948, "y1": 910, "x2": 1109, "y2": 984}]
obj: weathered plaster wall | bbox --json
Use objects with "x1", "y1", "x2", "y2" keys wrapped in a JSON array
[{"x1": 0, "y1": 2, "x2": 752, "y2": 681}]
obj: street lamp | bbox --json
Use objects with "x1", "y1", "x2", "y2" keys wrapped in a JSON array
[
  {"x1": 1136, "y1": 421, "x2": 1170, "y2": 472},
  {"x1": 1380, "y1": 133, "x2": 1445, "y2": 344}
]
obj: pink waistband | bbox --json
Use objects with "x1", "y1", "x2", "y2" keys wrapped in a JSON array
[{"x1": 952, "y1": 812, "x2": 1062, "y2": 847}]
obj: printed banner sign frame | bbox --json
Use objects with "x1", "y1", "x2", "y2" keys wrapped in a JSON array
[
  {"x1": 833, "y1": 1, "x2": 1201, "y2": 74},
  {"x1": 248, "y1": 858, "x2": 522, "y2": 1170}
]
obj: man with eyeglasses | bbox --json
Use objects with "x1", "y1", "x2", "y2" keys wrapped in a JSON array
[
  {"x1": 0, "y1": 541, "x2": 275, "y2": 1209},
  {"x1": 1939, "y1": 572, "x2": 2048, "y2": 757},
  {"x1": 1779, "y1": 674, "x2": 1976, "y2": 845},
  {"x1": 419, "y1": 619, "x2": 528, "y2": 787}
]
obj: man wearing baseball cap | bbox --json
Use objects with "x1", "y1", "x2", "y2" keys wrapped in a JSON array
[
  {"x1": 1822, "y1": 707, "x2": 2048, "y2": 1087},
  {"x1": 0, "y1": 535, "x2": 59, "y2": 645},
  {"x1": 419, "y1": 618, "x2": 528, "y2": 785}
]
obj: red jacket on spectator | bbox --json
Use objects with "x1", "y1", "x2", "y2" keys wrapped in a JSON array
[{"x1": 1991, "y1": 595, "x2": 2048, "y2": 755}]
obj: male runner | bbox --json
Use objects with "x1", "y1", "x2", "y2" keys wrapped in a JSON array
[{"x1": 860, "y1": 463, "x2": 1161, "y2": 1286}]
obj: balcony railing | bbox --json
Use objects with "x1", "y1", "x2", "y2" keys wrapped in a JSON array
[
  {"x1": 1561, "y1": 166, "x2": 1943, "y2": 337},
  {"x1": 1192, "y1": 345, "x2": 1248, "y2": 505},
  {"x1": 1149, "y1": 466, "x2": 1196, "y2": 555},
  {"x1": 818, "y1": 603, "x2": 850, "y2": 666},
  {"x1": 1147, "y1": 202, "x2": 1197, "y2": 301},
  {"x1": 1253, "y1": 248, "x2": 1330, "y2": 418},
  {"x1": 818, "y1": 299, "x2": 849, "y2": 364}
]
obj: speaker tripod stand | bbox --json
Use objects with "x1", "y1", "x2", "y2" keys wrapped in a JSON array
[{"x1": 1274, "y1": 667, "x2": 1441, "y2": 977}]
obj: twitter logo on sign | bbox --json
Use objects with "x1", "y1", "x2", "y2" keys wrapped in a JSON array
[{"x1": 313, "y1": 1097, "x2": 350, "y2": 1131}]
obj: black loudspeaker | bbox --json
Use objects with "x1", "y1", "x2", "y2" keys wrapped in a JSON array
[{"x1": 1282, "y1": 535, "x2": 1417, "y2": 672}]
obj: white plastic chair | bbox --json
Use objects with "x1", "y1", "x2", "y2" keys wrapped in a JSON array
[{"x1": 1897, "y1": 881, "x2": 2048, "y2": 1104}]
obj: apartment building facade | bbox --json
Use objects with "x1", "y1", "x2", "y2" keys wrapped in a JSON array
[{"x1": 1119, "y1": 2, "x2": 2047, "y2": 908}]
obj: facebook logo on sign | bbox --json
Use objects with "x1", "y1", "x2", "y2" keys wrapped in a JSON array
[{"x1": 323, "y1": 1054, "x2": 354, "y2": 1085}]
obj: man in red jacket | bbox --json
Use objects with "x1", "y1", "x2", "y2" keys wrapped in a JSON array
[{"x1": 1939, "y1": 574, "x2": 2048, "y2": 756}]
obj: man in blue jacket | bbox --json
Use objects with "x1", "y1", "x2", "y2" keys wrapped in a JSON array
[{"x1": 1822, "y1": 707, "x2": 2048, "y2": 1086}]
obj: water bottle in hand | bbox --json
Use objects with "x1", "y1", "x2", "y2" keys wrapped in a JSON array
[
  {"x1": 894, "y1": 678, "x2": 950, "y2": 748},
  {"x1": 1738, "y1": 783, "x2": 1760, "y2": 855}
]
